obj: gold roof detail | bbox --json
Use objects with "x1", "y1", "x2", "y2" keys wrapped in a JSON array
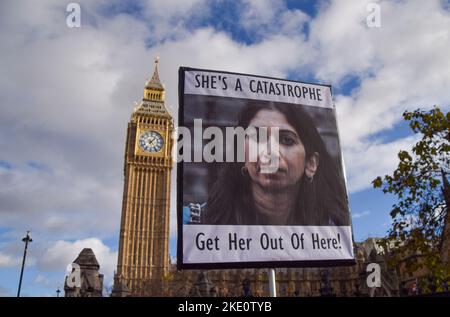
[
  {"x1": 145, "y1": 56, "x2": 164, "y2": 90},
  {"x1": 133, "y1": 56, "x2": 171, "y2": 118}
]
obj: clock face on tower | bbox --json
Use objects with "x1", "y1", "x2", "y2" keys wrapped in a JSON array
[{"x1": 139, "y1": 130, "x2": 164, "y2": 153}]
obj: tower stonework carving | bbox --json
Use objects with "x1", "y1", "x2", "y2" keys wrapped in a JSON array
[
  {"x1": 64, "y1": 248, "x2": 104, "y2": 297},
  {"x1": 113, "y1": 58, "x2": 174, "y2": 296}
]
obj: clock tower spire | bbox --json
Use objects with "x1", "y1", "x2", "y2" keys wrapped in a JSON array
[
  {"x1": 113, "y1": 57, "x2": 174, "y2": 296},
  {"x1": 143, "y1": 56, "x2": 165, "y2": 102}
]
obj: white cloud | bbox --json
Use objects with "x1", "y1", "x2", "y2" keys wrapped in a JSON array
[
  {"x1": 309, "y1": 0, "x2": 378, "y2": 82},
  {"x1": 344, "y1": 135, "x2": 419, "y2": 193},
  {"x1": 34, "y1": 273, "x2": 51, "y2": 286},
  {"x1": 308, "y1": 0, "x2": 450, "y2": 194},
  {"x1": 0, "y1": 285, "x2": 13, "y2": 297},
  {"x1": 157, "y1": 27, "x2": 312, "y2": 112},
  {"x1": 0, "y1": 0, "x2": 313, "y2": 242},
  {"x1": 140, "y1": 0, "x2": 208, "y2": 19},
  {"x1": 279, "y1": 9, "x2": 311, "y2": 35},
  {"x1": 313, "y1": 0, "x2": 450, "y2": 146},
  {"x1": 0, "y1": 1, "x2": 153, "y2": 240},
  {"x1": 0, "y1": 252, "x2": 18, "y2": 268},
  {"x1": 138, "y1": 0, "x2": 210, "y2": 42},
  {"x1": 0, "y1": 163, "x2": 122, "y2": 238},
  {"x1": 240, "y1": 0, "x2": 283, "y2": 30},
  {"x1": 239, "y1": 0, "x2": 310, "y2": 38},
  {"x1": 352, "y1": 210, "x2": 371, "y2": 220}
]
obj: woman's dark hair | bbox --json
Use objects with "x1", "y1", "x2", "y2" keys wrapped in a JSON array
[{"x1": 204, "y1": 101, "x2": 349, "y2": 225}]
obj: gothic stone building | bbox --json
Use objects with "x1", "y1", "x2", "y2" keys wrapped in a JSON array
[
  {"x1": 164, "y1": 238, "x2": 399, "y2": 297},
  {"x1": 64, "y1": 248, "x2": 104, "y2": 297}
]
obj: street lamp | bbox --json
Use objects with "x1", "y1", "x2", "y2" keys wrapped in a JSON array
[
  {"x1": 56, "y1": 288, "x2": 61, "y2": 297},
  {"x1": 17, "y1": 231, "x2": 32, "y2": 297}
]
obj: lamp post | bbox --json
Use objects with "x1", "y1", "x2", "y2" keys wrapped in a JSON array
[
  {"x1": 17, "y1": 231, "x2": 32, "y2": 297},
  {"x1": 56, "y1": 288, "x2": 61, "y2": 297}
]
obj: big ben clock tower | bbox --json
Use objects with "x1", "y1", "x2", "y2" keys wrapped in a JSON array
[{"x1": 113, "y1": 58, "x2": 174, "y2": 296}]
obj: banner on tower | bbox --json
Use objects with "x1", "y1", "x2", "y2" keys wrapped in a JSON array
[{"x1": 177, "y1": 67, "x2": 355, "y2": 269}]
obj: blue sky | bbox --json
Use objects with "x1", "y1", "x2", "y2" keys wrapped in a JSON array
[{"x1": 1, "y1": 0, "x2": 450, "y2": 297}]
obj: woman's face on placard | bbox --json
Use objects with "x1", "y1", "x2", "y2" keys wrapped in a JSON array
[{"x1": 244, "y1": 109, "x2": 308, "y2": 191}]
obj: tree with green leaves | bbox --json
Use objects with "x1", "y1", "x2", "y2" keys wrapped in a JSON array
[{"x1": 372, "y1": 107, "x2": 450, "y2": 293}]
